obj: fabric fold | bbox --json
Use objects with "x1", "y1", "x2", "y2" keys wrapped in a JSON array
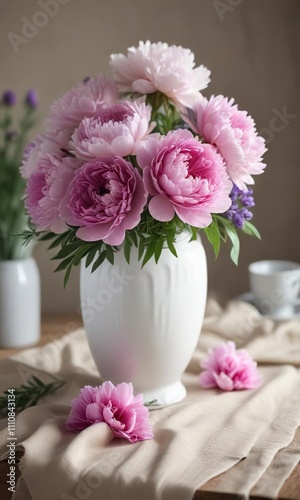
[{"x1": 0, "y1": 298, "x2": 299, "y2": 500}]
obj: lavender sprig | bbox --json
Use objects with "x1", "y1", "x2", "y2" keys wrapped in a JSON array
[
  {"x1": 225, "y1": 185, "x2": 255, "y2": 229},
  {"x1": 0, "y1": 88, "x2": 38, "y2": 260}
]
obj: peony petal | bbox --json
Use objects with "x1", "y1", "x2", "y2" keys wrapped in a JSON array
[
  {"x1": 214, "y1": 372, "x2": 234, "y2": 391},
  {"x1": 86, "y1": 403, "x2": 103, "y2": 422},
  {"x1": 198, "y1": 371, "x2": 217, "y2": 388},
  {"x1": 149, "y1": 195, "x2": 175, "y2": 222},
  {"x1": 76, "y1": 223, "x2": 113, "y2": 242}
]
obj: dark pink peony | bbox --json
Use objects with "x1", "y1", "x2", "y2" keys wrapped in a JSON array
[
  {"x1": 60, "y1": 157, "x2": 147, "y2": 245},
  {"x1": 65, "y1": 381, "x2": 153, "y2": 443},
  {"x1": 136, "y1": 128, "x2": 232, "y2": 227},
  {"x1": 25, "y1": 154, "x2": 80, "y2": 233},
  {"x1": 199, "y1": 341, "x2": 262, "y2": 391}
]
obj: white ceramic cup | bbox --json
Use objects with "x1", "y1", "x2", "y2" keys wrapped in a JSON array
[{"x1": 248, "y1": 260, "x2": 300, "y2": 318}]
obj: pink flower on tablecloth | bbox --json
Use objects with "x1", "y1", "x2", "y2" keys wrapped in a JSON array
[
  {"x1": 70, "y1": 100, "x2": 154, "y2": 161},
  {"x1": 47, "y1": 75, "x2": 118, "y2": 132},
  {"x1": 25, "y1": 154, "x2": 81, "y2": 233},
  {"x1": 184, "y1": 95, "x2": 267, "y2": 190},
  {"x1": 136, "y1": 128, "x2": 232, "y2": 227},
  {"x1": 60, "y1": 157, "x2": 147, "y2": 245},
  {"x1": 199, "y1": 341, "x2": 262, "y2": 391},
  {"x1": 65, "y1": 381, "x2": 153, "y2": 443},
  {"x1": 110, "y1": 41, "x2": 211, "y2": 107}
]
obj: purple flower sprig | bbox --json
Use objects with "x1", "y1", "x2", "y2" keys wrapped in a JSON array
[
  {"x1": 225, "y1": 185, "x2": 255, "y2": 229},
  {"x1": 2, "y1": 90, "x2": 17, "y2": 107},
  {"x1": 25, "y1": 89, "x2": 38, "y2": 109},
  {"x1": 0, "y1": 88, "x2": 38, "y2": 260}
]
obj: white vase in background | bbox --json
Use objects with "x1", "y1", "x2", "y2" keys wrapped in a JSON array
[
  {"x1": 0, "y1": 258, "x2": 41, "y2": 348},
  {"x1": 80, "y1": 231, "x2": 207, "y2": 405}
]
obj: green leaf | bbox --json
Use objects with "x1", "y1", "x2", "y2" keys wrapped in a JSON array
[
  {"x1": 142, "y1": 241, "x2": 156, "y2": 268},
  {"x1": 242, "y1": 221, "x2": 261, "y2": 239},
  {"x1": 31, "y1": 375, "x2": 44, "y2": 388},
  {"x1": 189, "y1": 226, "x2": 198, "y2": 241},
  {"x1": 91, "y1": 250, "x2": 106, "y2": 272},
  {"x1": 73, "y1": 244, "x2": 94, "y2": 266},
  {"x1": 54, "y1": 256, "x2": 74, "y2": 273},
  {"x1": 154, "y1": 236, "x2": 164, "y2": 263},
  {"x1": 51, "y1": 242, "x2": 80, "y2": 260},
  {"x1": 0, "y1": 375, "x2": 66, "y2": 414},
  {"x1": 48, "y1": 232, "x2": 71, "y2": 250},
  {"x1": 130, "y1": 230, "x2": 138, "y2": 247},
  {"x1": 38, "y1": 232, "x2": 57, "y2": 242},
  {"x1": 204, "y1": 220, "x2": 220, "y2": 258},
  {"x1": 124, "y1": 238, "x2": 132, "y2": 264},
  {"x1": 63, "y1": 264, "x2": 73, "y2": 288},
  {"x1": 138, "y1": 236, "x2": 145, "y2": 261},
  {"x1": 105, "y1": 246, "x2": 115, "y2": 265},
  {"x1": 85, "y1": 246, "x2": 100, "y2": 268},
  {"x1": 225, "y1": 224, "x2": 240, "y2": 265},
  {"x1": 166, "y1": 232, "x2": 177, "y2": 258}
]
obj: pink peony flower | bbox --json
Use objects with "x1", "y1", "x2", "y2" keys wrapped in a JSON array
[
  {"x1": 65, "y1": 381, "x2": 154, "y2": 443},
  {"x1": 20, "y1": 130, "x2": 71, "y2": 180},
  {"x1": 136, "y1": 128, "x2": 232, "y2": 227},
  {"x1": 60, "y1": 157, "x2": 147, "y2": 245},
  {"x1": 199, "y1": 341, "x2": 262, "y2": 391},
  {"x1": 110, "y1": 41, "x2": 211, "y2": 107},
  {"x1": 25, "y1": 154, "x2": 81, "y2": 233},
  {"x1": 70, "y1": 100, "x2": 154, "y2": 161},
  {"x1": 185, "y1": 96, "x2": 267, "y2": 190},
  {"x1": 47, "y1": 75, "x2": 118, "y2": 132}
]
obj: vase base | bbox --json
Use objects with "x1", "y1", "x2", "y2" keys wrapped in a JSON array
[{"x1": 138, "y1": 381, "x2": 187, "y2": 407}]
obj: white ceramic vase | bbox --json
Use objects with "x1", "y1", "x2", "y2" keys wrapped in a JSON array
[
  {"x1": 0, "y1": 258, "x2": 41, "y2": 348},
  {"x1": 80, "y1": 232, "x2": 207, "y2": 405}
]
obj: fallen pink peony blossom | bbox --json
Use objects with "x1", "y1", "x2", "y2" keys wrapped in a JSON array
[
  {"x1": 199, "y1": 341, "x2": 262, "y2": 391},
  {"x1": 65, "y1": 381, "x2": 154, "y2": 443}
]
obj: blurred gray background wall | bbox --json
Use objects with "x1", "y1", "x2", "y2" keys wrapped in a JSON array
[{"x1": 0, "y1": 0, "x2": 299, "y2": 313}]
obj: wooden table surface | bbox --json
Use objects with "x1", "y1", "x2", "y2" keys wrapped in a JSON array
[{"x1": 0, "y1": 316, "x2": 299, "y2": 500}]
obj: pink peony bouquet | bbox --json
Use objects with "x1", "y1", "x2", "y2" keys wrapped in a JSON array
[{"x1": 22, "y1": 41, "x2": 266, "y2": 284}]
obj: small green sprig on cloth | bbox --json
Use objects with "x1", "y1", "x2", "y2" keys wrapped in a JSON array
[{"x1": 0, "y1": 374, "x2": 66, "y2": 414}]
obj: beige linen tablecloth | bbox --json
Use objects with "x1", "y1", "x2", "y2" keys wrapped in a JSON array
[{"x1": 0, "y1": 299, "x2": 300, "y2": 500}]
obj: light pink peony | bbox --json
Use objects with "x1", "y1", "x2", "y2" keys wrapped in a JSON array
[
  {"x1": 110, "y1": 41, "x2": 211, "y2": 107},
  {"x1": 25, "y1": 154, "x2": 81, "y2": 233},
  {"x1": 65, "y1": 381, "x2": 153, "y2": 443},
  {"x1": 185, "y1": 96, "x2": 267, "y2": 190},
  {"x1": 20, "y1": 130, "x2": 71, "y2": 180},
  {"x1": 70, "y1": 100, "x2": 154, "y2": 161},
  {"x1": 136, "y1": 128, "x2": 232, "y2": 227},
  {"x1": 199, "y1": 341, "x2": 262, "y2": 391},
  {"x1": 47, "y1": 75, "x2": 118, "y2": 132},
  {"x1": 60, "y1": 157, "x2": 147, "y2": 245}
]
